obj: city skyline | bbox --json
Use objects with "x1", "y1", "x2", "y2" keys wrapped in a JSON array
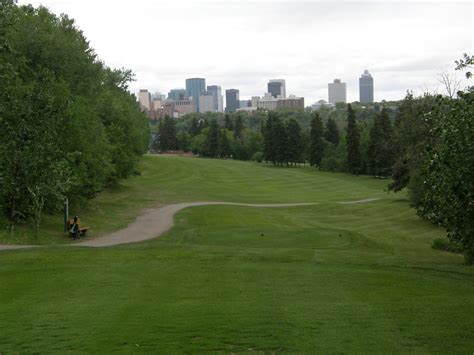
[{"x1": 18, "y1": 0, "x2": 473, "y2": 104}]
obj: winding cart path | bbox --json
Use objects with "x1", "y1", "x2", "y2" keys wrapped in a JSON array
[{"x1": 0, "y1": 199, "x2": 379, "y2": 250}]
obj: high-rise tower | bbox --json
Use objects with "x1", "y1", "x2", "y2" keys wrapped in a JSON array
[
  {"x1": 359, "y1": 70, "x2": 374, "y2": 103},
  {"x1": 185, "y1": 78, "x2": 206, "y2": 112}
]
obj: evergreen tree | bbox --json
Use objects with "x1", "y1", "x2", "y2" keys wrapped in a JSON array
[
  {"x1": 218, "y1": 129, "x2": 231, "y2": 158},
  {"x1": 190, "y1": 116, "x2": 199, "y2": 136},
  {"x1": 273, "y1": 117, "x2": 288, "y2": 166},
  {"x1": 367, "y1": 107, "x2": 394, "y2": 177},
  {"x1": 263, "y1": 113, "x2": 277, "y2": 165},
  {"x1": 324, "y1": 117, "x2": 340, "y2": 146},
  {"x1": 224, "y1": 114, "x2": 234, "y2": 131},
  {"x1": 309, "y1": 112, "x2": 325, "y2": 169},
  {"x1": 205, "y1": 119, "x2": 220, "y2": 158},
  {"x1": 234, "y1": 114, "x2": 243, "y2": 140},
  {"x1": 286, "y1": 119, "x2": 302, "y2": 166},
  {"x1": 159, "y1": 116, "x2": 177, "y2": 151},
  {"x1": 346, "y1": 104, "x2": 362, "y2": 174}
]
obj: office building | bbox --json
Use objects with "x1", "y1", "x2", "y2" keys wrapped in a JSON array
[
  {"x1": 207, "y1": 85, "x2": 224, "y2": 112},
  {"x1": 258, "y1": 93, "x2": 278, "y2": 111},
  {"x1": 276, "y1": 95, "x2": 304, "y2": 110},
  {"x1": 240, "y1": 100, "x2": 251, "y2": 109},
  {"x1": 199, "y1": 92, "x2": 215, "y2": 113},
  {"x1": 225, "y1": 89, "x2": 240, "y2": 112},
  {"x1": 185, "y1": 78, "x2": 206, "y2": 112},
  {"x1": 138, "y1": 89, "x2": 151, "y2": 111},
  {"x1": 359, "y1": 70, "x2": 374, "y2": 103},
  {"x1": 174, "y1": 99, "x2": 196, "y2": 116},
  {"x1": 251, "y1": 96, "x2": 260, "y2": 107},
  {"x1": 328, "y1": 79, "x2": 347, "y2": 104},
  {"x1": 268, "y1": 79, "x2": 286, "y2": 98},
  {"x1": 168, "y1": 88, "x2": 187, "y2": 101}
]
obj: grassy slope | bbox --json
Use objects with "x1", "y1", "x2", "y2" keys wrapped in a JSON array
[{"x1": 0, "y1": 156, "x2": 473, "y2": 353}]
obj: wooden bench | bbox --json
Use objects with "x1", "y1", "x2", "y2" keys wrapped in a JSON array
[{"x1": 67, "y1": 218, "x2": 89, "y2": 238}]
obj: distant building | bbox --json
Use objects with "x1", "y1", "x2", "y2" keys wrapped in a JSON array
[
  {"x1": 225, "y1": 89, "x2": 240, "y2": 112},
  {"x1": 174, "y1": 99, "x2": 196, "y2": 116},
  {"x1": 239, "y1": 100, "x2": 251, "y2": 109},
  {"x1": 151, "y1": 92, "x2": 166, "y2": 102},
  {"x1": 267, "y1": 79, "x2": 286, "y2": 98},
  {"x1": 138, "y1": 89, "x2": 151, "y2": 111},
  {"x1": 276, "y1": 95, "x2": 304, "y2": 110},
  {"x1": 257, "y1": 93, "x2": 278, "y2": 111},
  {"x1": 168, "y1": 88, "x2": 187, "y2": 101},
  {"x1": 257, "y1": 93, "x2": 304, "y2": 111},
  {"x1": 151, "y1": 99, "x2": 162, "y2": 111},
  {"x1": 359, "y1": 70, "x2": 374, "y2": 103},
  {"x1": 328, "y1": 79, "x2": 347, "y2": 104},
  {"x1": 207, "y1": 85, "x2": 224, "y2": 112},
  {"x1": 251, "y1": 96, "x2": 260, "y2": 107},
  {"x1": 311, "y1": 100, "x2": 334, "y2": 110},
  {"x1": 199, "y1": 92, "x2": 215, "y2": 113},
  {"x1": 185, "y1": 78, "x2": 206, "y2": 112}
]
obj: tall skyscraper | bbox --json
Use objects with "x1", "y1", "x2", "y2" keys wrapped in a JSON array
[
  {"x1": 268, "y1": 79, "x2": 286, "y2": 98},
  {"x1": 225, "y1": 89, "x2": 240, "y2": 112},
  {"x1": 199, "y1": 92, "x2": 215, "y2": 113},
  {"x1": 328, "y1": 79, "x2": 347, "y2": 104},
  {"x1": 138, "y1": 89, "x2": 151, "y2": 111},
  {"x1": 168, "y1": 88, "x2": 187, "y2": 101},
  {"x1": 207, "y1": 85, "x2": 224, "y2": 112},
  {"x1": 359, "y1": 70, "x2": 374, "y2": 103},
  {"x1": 185, "y1": 78, "x2": 206, "y2": 112}
]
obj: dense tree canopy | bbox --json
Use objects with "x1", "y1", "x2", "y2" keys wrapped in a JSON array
[{"x1": 0, "y1": 3, "x2": 149, "y2": 229}]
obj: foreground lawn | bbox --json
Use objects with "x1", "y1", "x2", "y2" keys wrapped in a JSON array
[{"x1": 1, "y1": 156, "x2": 473, "y2": 352}]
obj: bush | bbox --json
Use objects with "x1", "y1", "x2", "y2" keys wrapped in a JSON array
[
  {"x1": 252, "y1": 151, "x2": 264, "y2": 163},
  {"x1": 432, "y1": 238, "x2": 463, "y2": 254}
]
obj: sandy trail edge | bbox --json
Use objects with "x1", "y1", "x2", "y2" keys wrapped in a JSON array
[{"x1": 0, "y1": 199, "x2": 379, "y2": 250}]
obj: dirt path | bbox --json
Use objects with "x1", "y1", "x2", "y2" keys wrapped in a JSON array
[{"x1": 0, "y1": 199, "x2": 379, "y2": 251}]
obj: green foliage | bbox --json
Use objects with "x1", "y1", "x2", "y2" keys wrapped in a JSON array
[
  {"x1": 309, "y1": 112, "x2": 325, "y2": 168},
  {"x1": 0, "y1": 3, "x2": 149, "y2": 228},
  {"x1": 205, "y1": 119, "x2": 220, "y2": 158},
  {"x1": 324, "y1": 117, "x2": 340, "y2": 146},
  {"x1": 431, "y1": 237, "x2": 463, "y2": 254},
  {"x1": 416, "y1": 92, "x2": 474, "y2": 264},
  {"x1": 345, "y1": 104, "x2": 362, "y2": 174},
  {"x1": 286, "y1": 119, "x2": 303, "y2": 165},
  {"x1": 159, "y1": 116, "x2": 178, "y2": 152},
  {"x1": 367, "y1": 107, "x2": 394, "y2": 177}
]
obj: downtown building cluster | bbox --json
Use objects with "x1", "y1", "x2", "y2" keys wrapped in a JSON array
[
  {"x1": 138, "y1": 70, "x2": 374, "y2": 119},
  {"x1": 138, "y1": 78, "x2": 304, "y2": 119}
]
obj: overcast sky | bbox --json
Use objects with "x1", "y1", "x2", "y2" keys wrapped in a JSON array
[{"x1": 19, "y1": 0, "x2": 474, "y2": 104}]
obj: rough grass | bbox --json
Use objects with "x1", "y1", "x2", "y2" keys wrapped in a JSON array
[{"x1": 0, "y1": 156, "x2": 473, "y2": 353}]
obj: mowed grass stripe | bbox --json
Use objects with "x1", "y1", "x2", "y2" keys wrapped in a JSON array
[{"x1": 1, "y1": 156, "x2": 473, "y2": 353}]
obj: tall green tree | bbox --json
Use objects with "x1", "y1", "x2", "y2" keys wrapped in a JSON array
[
  {"x1": 309, "y1": 112, "x2": 325, "y2": 169},
  {"x1": 367, "y1": 107, "x2": 394, "y2": 177},
  {"x1": 286, "y1": 119, "x2": 303, "y2": 166},
  {"x1": 417, "y1": 91, "x2": 474, "y2": 264},
  {"x1": 346, "y1": 104, "x2": 361, "y2": 174},
  {"x1": 205, "y1": 119, "x2": 220, "y2": 158},
  {"x1": 262, "y1": 113, "x2": 277, "y2": 165},
  {"x1": 273, "y1": 117, "x2": 288, "y2": 166},
  {"x1": 234, "y1": 114, "x2": 243, "y2": 140},
  {"x1": 324, "y1": 117, "x2": 340, "y2": 146},
  {"x1": 224, "y1": 114, "x2": 234, "y2": 131}
]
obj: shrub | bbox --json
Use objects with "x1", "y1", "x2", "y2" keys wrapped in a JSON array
[
  {"x1": 252, "y1": 151, "x2": 264, "y2": 163},
  {"x1": 432, "y1": 238, "x2": 463, "y2": 254}
]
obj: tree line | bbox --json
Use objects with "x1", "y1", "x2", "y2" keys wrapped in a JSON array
[
  {"x1": 0, "y1": 2, "x2": 149, "y2": 231},
  {"x1": 156, "y1": 60, "x2": 474, "y2": 263}
]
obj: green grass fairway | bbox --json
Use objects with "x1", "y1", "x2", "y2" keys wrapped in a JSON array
[{"x1": 1, "y1": 156, "x2": 473, "y2": 353}]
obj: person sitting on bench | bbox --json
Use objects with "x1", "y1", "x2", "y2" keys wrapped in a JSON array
[{"x1": 69, "y1": 216, "x2": 80, "y2": 240}]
